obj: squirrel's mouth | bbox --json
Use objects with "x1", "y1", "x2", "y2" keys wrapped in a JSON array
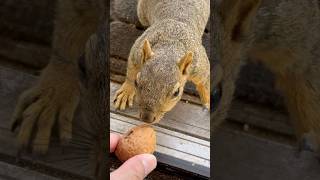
[{"x1": 139, "y1": 111, "x2": 165, "y2": 124}]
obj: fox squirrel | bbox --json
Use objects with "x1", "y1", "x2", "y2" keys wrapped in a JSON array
[
  {"x1": 10, "y1": 0, "x2": 105, "y2": 154},
  {"x1": 113, "y1": 0, "x2": 210, "y2": 123},
  {"x1": 213, "y1": 0, "x2": 320, "y2": 153}
]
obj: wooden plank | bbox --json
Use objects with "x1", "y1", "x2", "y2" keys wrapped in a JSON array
[
  {"x1": 228, "y1": 101, "x2": 293, "y2": 136},
  {"x1": 213, "y1": 128, "x2": 320, "y2": 180},
  {"x1": 0, "y1": 65, "x2": 36, "y2": 129},
  {"x1": 110, "y1": 57, "x2": 127, "y2": 75},
  {"x1": 110, "y1": 81, "x2": 210, "y2": 140},
  {"x1": 110, "y1": 113, "x2": 210, "y2": 177},
  {"x1": 0, "y1": 161, "x2": 59, "y2": 180},
  {"x1": 0, "y1": 0, "x2": 54, "y2": 44},
  {"x1": 0, "y1": 37, "x2": 50, "y2": 69},
  {"x1": 0, "y1": 128, "x2": 92, "y2": 179}
]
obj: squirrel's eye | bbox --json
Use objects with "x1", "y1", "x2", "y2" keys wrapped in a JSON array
[{"x1": 173, "y1": 88, "x2": 180, "y2": 97}]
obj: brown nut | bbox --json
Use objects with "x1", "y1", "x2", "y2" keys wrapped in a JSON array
[{"x1": 115, "y1": 124, "x2": 156, "y2": 162}]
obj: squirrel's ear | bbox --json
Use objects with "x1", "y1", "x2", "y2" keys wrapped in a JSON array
[
  {"x1": 178, "y1": 51, "x2": 193, "y2": 75},
  {"x1": 142, "y1": 39, "x2": 154, "y2": 63}
]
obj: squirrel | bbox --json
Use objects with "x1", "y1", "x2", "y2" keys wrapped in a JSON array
[
  {"x1": 212, "y1": 0, "x2": 320, "y2": 153},
  {"x1": 113, "y1": 0, "x2": 210, "y2": 123},
  {"x1": 10, "y1": 0, "x2": 105, "y2": 154}
]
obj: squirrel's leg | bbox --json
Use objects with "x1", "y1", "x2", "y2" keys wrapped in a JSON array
[
  {"x1": 193, "y1": 76, "x2": 210, "y2": 110},
  {"x1": 113, "y1": 38, "x2": 153, "y2": 110},
  {"x1": 113, "y1": 58, "x2": 140, "y2": 110},
  {"x1": 11, "y1": 0, "x2": 100, "y2": 154},
  {"x1": 250, "y1": 46, "x2": 320, "y2": 154},
  {"x1": 190, "y1": 45, "x2": 210, "y2": 110},
  {"x1": 276, "y1": 71, "x2": 320, "y2": 154}
]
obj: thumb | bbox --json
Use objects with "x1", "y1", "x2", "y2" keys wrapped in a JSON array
[{"x1": 110, "y1": 154, "x2": 157, "y2": 180}]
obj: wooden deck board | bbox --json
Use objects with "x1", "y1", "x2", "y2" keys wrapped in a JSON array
[
  {"x1": 214, "y1": 128, "x2": 320, "y2": 180},
  {"x1": 0, "y1": 161, "x2": 59, "y2": 180},
  {"x1": 0, "y1": 65, "x2": 35, "y2": 129}
]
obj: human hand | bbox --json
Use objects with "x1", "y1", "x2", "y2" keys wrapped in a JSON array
[{"x1": 110, "y1": 133, "x2": 157, "y2": 180}]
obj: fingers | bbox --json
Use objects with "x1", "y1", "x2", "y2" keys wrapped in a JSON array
[
  {"x1": 11, "y1": 88, "x2": 40, "y2": 132},
  {"x1": 110, "y1": 154, "x2": 157, "y2": 180},
  {"x1": 32, "y1": 105, "x2": 58, "y2": 154},
  {"x1": 58, "y1": 96, "x2": 80, "y2": 144},
  {"x1": 110, "y1": 133, "x2": 121, "y2": 153}
]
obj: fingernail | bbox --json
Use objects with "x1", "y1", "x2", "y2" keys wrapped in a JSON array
[{"x1": 141, "y1": 154, "x2": 157, "y2": 176}]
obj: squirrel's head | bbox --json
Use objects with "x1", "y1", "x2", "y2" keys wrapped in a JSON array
[{"x1": 135, "y1": 40, "x2": 193, "y2": 123}]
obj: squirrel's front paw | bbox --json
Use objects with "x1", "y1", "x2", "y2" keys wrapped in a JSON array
[
  {"x1": 11, "y1": 81, "x2": 79, "y2": 154},
  {"x1": 296, "y1": 132, "x2": 320, "y2": 156},
  {"x1": 113, "y1": 81, "x2": 136, "y2": 110},
  {"x1": 202, "y1": 103, "x2": 210, "y2": 112}
]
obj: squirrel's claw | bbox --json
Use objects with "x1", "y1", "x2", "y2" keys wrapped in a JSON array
[
  {"x1": 202, "y1": 103, "x2": 210, "y2": 112},
  {"x1": 114, "y1": 93, "x2": 124, "y2": 109},
  {"x1": 295, "y1": 132, "x2": 320, "y2": 158},
  {"x1": 11, "y1": 77, "x2": 79, "y2": 155},
  {"x1": 202, "y1": 106, "x2": 209, "y2": 112},
  {"x1": 120, "y1": 95, "x2": 128, "y2": 110},
  {"x1": 114, "y1": 81, "x2": 136, "y2": 110},
  {"x1": 296, "y1": 131, "x2": 320, "y2": 160},
  {"x1": 11, "y1": 88, "x2": 40, "y2": 132},
  {"x1": 128, "y1": 93, "x2": 135, "y2": 107}
]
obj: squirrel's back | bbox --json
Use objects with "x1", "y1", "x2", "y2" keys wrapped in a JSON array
[
  {"x1": 137, "y1": 0, "x2": 210, "y2": 37},
  {"x1": 253, "y1": 0, "x2": 320, "y2": 52}
]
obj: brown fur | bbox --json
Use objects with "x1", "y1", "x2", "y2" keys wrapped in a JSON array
[{"x1": 213, "y1": 0, "x2": 320, "y2": 152}]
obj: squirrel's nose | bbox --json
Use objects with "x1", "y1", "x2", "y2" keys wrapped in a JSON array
[{"x1": 140, "y1": 112, "x2": 156, "y2": 123}]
